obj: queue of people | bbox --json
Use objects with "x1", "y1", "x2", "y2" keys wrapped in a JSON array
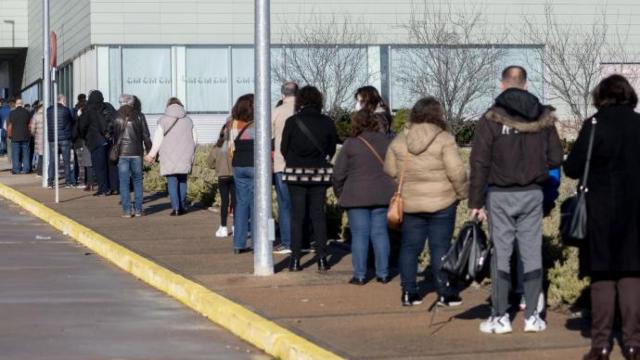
[{"x1": 2, "y1": 66, "x2": 639, "y2": 360}]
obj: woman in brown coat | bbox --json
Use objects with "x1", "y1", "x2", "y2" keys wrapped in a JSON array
[{"x1": 384, "y1": 97, "x2": 468, "y2": 307}]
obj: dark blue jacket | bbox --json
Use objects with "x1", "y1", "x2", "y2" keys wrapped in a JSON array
[{"x1": 46, "y1": 104, "x2": 74, "y2": 142}]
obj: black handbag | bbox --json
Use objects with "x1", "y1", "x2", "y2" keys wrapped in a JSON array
[
  {"x1": 282, "y1": 119, "x2": 333, "y2": 185},
  {"x1": 441, "y1": 219, "x2": 491, "y2": 285},
  {"x1": 108, "y1": 116, "x2": 129, "y2": 164},
  {"x1": 560, "y1": 117, "x2": 597, "y2": 246}
]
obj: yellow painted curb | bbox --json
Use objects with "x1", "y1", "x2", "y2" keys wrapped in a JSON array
[{"x1": 0, "y1": 183, "x2": 343, "y2": 360}]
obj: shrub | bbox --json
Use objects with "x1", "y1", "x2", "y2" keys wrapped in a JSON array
[
  {"x1": 454, "y1": 121, "x2": 476, "y2": 146},
  {"x1": 330, "y1": 107, "x2": 352, "y2": 143},
  {"x1": 391, "y1": 109, "x2": 410, "y2": 133}
]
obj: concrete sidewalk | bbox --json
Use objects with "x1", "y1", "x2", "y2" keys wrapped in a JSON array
[{"x1": 0, "y1": 165, "x2": 616, "y2": 360}]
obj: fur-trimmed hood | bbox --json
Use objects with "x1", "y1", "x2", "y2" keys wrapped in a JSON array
[
  {"x1": 485, "y1": 107, "x2": 557, "y2": 133},
  {"x1": 486, "y1": 88, "x2": 557, "y2": 133}
]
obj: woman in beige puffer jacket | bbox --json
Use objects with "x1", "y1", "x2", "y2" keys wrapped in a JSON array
[{"x1": 384, "y1": 97, "x2": 468, "y2": 307}]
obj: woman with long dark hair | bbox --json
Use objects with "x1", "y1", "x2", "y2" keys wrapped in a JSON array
[
  {"x1": 565, "y1": 74, "x2": 640, "y2": 360},
  {"x1": 355, "y1": 86, "x2": 393, "y2": 135}
]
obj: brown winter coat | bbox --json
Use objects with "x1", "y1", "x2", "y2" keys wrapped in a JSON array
[{"x1": 384, "y1": 123, "x2": 468, "y2": 214}]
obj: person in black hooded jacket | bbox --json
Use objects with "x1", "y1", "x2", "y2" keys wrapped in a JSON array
[
  {"x1": 79, "y1": 90, "x2": 118, "y2": 196},
  {"x1": 469, "y1": 66, "x2": 563, "y2": 335}
]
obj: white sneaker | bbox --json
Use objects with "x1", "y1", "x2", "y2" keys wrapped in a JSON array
[
  {"x1": 524, "y1": 313, "x2": 547, "y2": 333},
  {"x1": 479, "y1": 314, "x2": 512, "y2": 334},
  {"x1": 215, "y1": 226, "x2": 228, "y2": 238}
]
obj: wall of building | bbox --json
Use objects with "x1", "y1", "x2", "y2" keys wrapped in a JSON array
[
  {"x1": 87, "y1": 0, "x2": 640, "y2": 53},
  {"x1": 0, "y1": 0, "x2": 28, "y2": 48},
  {"x1": 22, "y1": 0, "x2": 91, "y2": 89}
]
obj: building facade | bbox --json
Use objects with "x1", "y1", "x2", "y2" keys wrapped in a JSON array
[{"x1": 2, "y1": 0, "x2": 639, "y2": 142}]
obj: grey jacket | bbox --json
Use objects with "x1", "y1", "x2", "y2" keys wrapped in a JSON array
[
  {"x1": 153, "y1": 104, "x2": 196, "y2": 176},
  {"x1": 332, "y1": 131, "x2": 395, "y2": 208}
]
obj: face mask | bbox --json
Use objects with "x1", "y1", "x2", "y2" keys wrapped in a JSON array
[{"x1": 355, "y1": 102, "x2": 363, "y2": 111}]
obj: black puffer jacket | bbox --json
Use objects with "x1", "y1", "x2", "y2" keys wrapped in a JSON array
[
  {"x1": 46, "y1": 104, "x2": 74, "y2": 142},
  {"x1": 469, "y1": 88, "x2": 564, "y2": 209},
  {"x1": 113, "y1": 107, "x2": 152, "y2": 157}
]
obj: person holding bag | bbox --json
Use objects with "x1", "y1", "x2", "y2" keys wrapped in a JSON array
[
  {"x1": 564, "y1": 74, "x2": 640, "y2": 360},
  {"x1": 144, "y1": 97, "x2": 196, "y2": 216},
  {"x1": 333, "y1": 110, "x2": 395, "y2": 285},
  {"x1": 113, "y1": 95, "x2": 152, "y2": 218},
  {"x1": 281, "y1": 86, "x2": 338, "y2": 272},
  {"x1": 384, "y1": 97, "x2": 468, "y2": 307},
  {"x1": 208, "y1": 119, "x2": 235, "y2": 238}
]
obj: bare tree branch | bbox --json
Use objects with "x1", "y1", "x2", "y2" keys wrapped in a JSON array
[
  {"x1": 396, "y1": 1, "x2": 507, "y2": 134},
  {"x1": 273, "y1": 14, "x2": 374, "y2": 112},
  {"x1": 522, "y1": 3, "x2": 633, "y2": 136}
]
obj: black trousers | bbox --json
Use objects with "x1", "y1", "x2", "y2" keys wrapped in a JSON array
[
  {"x1": 289, "y1": 184, "x2": 328, "y2": 259},
  {"x1": 218, "y1": 177, "x2": 235, "y2": 227},
  {"x1": 590, "y1": 274, "x2": 640, "y2": 349},
  {"x1": 91, "y1": 144, "x2": 109, "y2": 194}
]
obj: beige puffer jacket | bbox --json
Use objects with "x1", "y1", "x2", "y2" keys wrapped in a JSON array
[{"x1": 384, "y1": 123, "x2": 469, "y2": 214}]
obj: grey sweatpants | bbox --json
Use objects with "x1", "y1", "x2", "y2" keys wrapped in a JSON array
[{"x1": 487, "y1": 189, "x2": 543, "y2": 318}]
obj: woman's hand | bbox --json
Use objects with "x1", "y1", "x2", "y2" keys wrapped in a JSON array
[{"x1": 144, "y1": 155, "x2": 155, "y2": 164}]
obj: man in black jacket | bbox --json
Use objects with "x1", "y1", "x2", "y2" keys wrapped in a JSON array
[
  {"x1": 46, "y1": 95, "x2": 76, "y2": 187},
  {"x1": 469, "y1": 66, "x2": 563, "y2": 335},
  {"x1": 7, "y1": 99, "x2": 32, "y2": 174}
]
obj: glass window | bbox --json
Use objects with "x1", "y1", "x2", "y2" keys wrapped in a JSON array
[
  {"x1": 185, "y1": 47, "x2": 230, "y2": 112},
  {"x1": 231, "y1": 47, "x2": 254, "y2": 103},
  {"x1": 122, "y1": 47, "x2": 172, "y2": 114},
  {"x1": 109, "y1": 47, "x2": 122, "y2": 106}
]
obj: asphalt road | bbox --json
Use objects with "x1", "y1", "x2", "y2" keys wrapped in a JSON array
[{"x1": 0, "y1": 197, "x2": 270, "y2": 360}]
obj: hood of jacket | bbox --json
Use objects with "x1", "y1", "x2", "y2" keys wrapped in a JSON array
[
  {"x1": 487, "y1": 88, "x2": 557, "y2": 133},
  {"x1": 164, "y1": 104, "x2": 186, "y2": 118},
  {"x1": 87, "y1": 90, "x2": 104, "y2": 105},
  {"x1": 405, "y1": 122, "x2": 444, "y2": 155}
]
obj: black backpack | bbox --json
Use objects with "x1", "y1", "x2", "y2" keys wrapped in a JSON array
[{"x1": 441, "y1": 220, "x2": 492, "y2": 285}]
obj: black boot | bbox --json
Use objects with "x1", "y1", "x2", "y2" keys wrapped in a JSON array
[
  {"x1": 289, "y1": 257, "x2": 302, "y2": 272},
  {"x1": 625, "y1": 347, "x2": 640, "y2": 360},
  {"x1": 317, "y1": 257, "x2": 330, "y2": 272},
  {"x1": 583, "y1": 347, "x2": 610, "y2": 360}
]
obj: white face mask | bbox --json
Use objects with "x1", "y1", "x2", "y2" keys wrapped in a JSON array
[{"x1": 355, "y1": 102, "x2": 363, "y2": 111}]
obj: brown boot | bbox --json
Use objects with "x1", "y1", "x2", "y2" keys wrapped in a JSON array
[{"x1": 583, "y1": 348, "x2": 610, "y2": 360}]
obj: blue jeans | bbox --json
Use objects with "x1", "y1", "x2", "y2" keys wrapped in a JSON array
[
  {"x1": 166, "y1": 174, "x2": 188, "y2": 211},
  {"x1": 48, "y1": 140, "x2": 75, "y2": 185},
  {"x1": 274, "y1": 172, "x2": 291, "y2": 248},
  {"x1": 11, "y1": 140, "x2": 30, "y2": 174},
  {"x1": 233, "y1": 167, "x2": 254, "y2": 250},
  {"x1": 118, "y1": 157, "x2": 143, "y2": 214},
  {"x1": 347, "y1": 207, "x2": 390, "y2": 279},
  {"x1": 400, "y1": 202, "x2": 458, "y2": 296}
]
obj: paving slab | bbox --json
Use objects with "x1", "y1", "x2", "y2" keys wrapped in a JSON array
[{"x1": 0, "y1": 163, "x2": 624, "y2": 360}]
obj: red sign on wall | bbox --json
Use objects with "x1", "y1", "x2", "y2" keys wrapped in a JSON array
[{"x1": 49, "y1": 32, "x2": 57, "y2": 69}]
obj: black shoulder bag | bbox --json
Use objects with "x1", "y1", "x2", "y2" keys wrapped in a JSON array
[
  {"x1": 282, "y1": 119, "x2": 333, "y2": 185},
  {"x1": 560, "y1": 117, "x2": 597, "y2": 246},
  {"x1": 108, "y1": 117, "x2": 129, "y2": 164}
]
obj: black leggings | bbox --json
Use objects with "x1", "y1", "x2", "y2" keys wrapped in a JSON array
[
  {"x1": 289, "y1": 184, "x2": 328, "y2": 259},
  {"x1": 218, "y1": 177, "x2": 235, "y2": 227}
]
